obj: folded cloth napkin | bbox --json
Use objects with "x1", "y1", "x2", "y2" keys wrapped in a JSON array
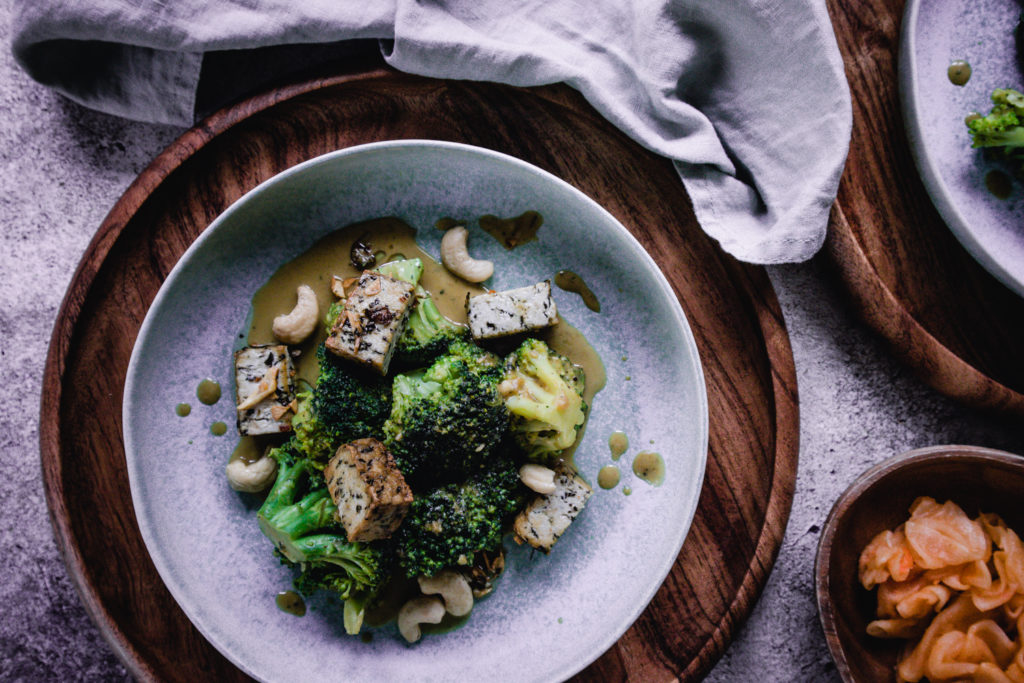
[{"x1": 12, "y1": 0, "x2": 851, "y2": 263}]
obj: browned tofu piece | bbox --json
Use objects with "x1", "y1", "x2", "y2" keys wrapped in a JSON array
[
  {"x1": 324, "y1": 438, "x2": 414, "y2": 542},
  {"x1": 324, "y1": 271, "x2": 415, "y2": 375},
  {"x1": 513, "y1": 469, "x2": 592, "y2": 553}
]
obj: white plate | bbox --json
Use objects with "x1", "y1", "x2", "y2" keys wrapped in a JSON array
[
  {"x1": 123, "y1": 140, "x2": 708, "y2": 683},
  {"x1": 901, "y1": 0, "x2": 1024, "y2": 297}
]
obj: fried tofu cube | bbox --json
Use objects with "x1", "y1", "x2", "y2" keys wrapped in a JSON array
[
  {"x1": 513, "y1": 469, "x2": 592, "y2": 553},
  {"x1": 234, "y1": 345, "x2": 296, "y2": 436},
  {"x1": 467, "y1": 281, "x2": 558, "y2": 340},
  {"x1": 325, "y1": 271, "x2": 415, "y2": 375},
  {"x1": 324, "y1": 438, "x2": 414, "y2": 542}
]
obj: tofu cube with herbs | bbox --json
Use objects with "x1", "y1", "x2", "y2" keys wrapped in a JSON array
[
  {"x1": 234, "y1": 345, "x2": 296, "y2": 436},
  {"x1": 513, "y1": 469, "x2": 592, "y2": 553},
  {"x1": 325, "y1": 438, "x2": 414, "y2": 542},
  {"x1": 467, "y1": 281, "x2": 558, "y2": 340},
  {"x1": 325, "y1": 271, "x2": 415, "y2": 375}
]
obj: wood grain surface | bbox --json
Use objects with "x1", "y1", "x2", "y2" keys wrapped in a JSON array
[
  {"x1": 826, "y1": 0, "x2": 1024, "y2": 415},
  {"x1": 40, "y1": 69, "x2": 799, "y2": 682}
]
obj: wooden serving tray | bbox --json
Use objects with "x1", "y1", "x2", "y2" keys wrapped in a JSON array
[
  {"x1": 826, "y1": 0, "x2": 1024, "y2": 415},
  {"x1": 40, "y1": 69, "x2": 798, "y2": 681}
]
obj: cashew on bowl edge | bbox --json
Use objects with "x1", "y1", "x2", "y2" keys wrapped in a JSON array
[
  {"x1": 397, "y1": 596, "x2": 446, "y2": 643},
  {"x1": 225, "y1": 453, "x2": 278, "y2": 493},
  {"x1": 418, "y1": 569, "x2": 474, "y2": 617}
]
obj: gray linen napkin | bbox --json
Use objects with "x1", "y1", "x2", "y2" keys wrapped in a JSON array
[{"x1": 12, "y1": 0, "x2": 851, "y2": 264}]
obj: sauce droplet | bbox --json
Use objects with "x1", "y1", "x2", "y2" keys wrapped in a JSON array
[
  {"x1": 210, "y1": 421, "x2": 228, "y2": 436},
  {"x1": 986, "y1": 170, "x2": 1014, "y2": 200},
  {"x1": 597, "y1": 465, "x2": 621, "y2": 489},
  {"x1": 175, "y1": 403, "x2": 191, "y2": 417},
  {"x1": 479, "y1": 211, "x2": 543, "y2": 249},
  {"x1": 623, "y1": 487, "x2": 632, "y2": 496},
  {"x1": 554, "y1": 270, "x2": 601, "y2": 312},
  {"x1": 608, "y1": 431, "x2": 628, "y2": 460},
  {"x1": 275, "y1": 590, "x2": 306, "y2": 616},
  {"x1": 196, "y1": 379, "x2": 222, "y2": 405},
  {"x1": 632, "y1": 451, "x2": 665, "y2": 486},
  {"x1": 947, "y1": 60, "x2": 971, "y2": 86}
]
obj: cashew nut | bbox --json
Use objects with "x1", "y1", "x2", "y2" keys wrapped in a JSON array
[
  {"x1": 519, "y1": 463, "x2": 557, "y2": 495},
  {"x1": 440, "y1": 226, "x2": 493, "y2": 283},
  {"x1": 225, "y1": 453, "x2": 277, "y2": 493},
  {"x1": 397, "y1": 596, "x2": 446, "y2": 643},
  {"x1": 418, "y1": 570, "x2": 474, "y2": 617},
  {"x1": 272, "y1": 285, "x2": 319, "y2": 344}
]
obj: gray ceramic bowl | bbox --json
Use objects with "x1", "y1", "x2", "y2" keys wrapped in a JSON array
[
  {"x1": 123, "y1": 140, "x2": 708, "y2": 682},
  {"x1": 900, "y1": 0, "x2": 1024, "y2": 298}
]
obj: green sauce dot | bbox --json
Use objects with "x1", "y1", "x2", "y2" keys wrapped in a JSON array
[
  {"x1": 210, "y1": 421, "x2": 228, "y2": 436},
  {"x1": 175, "y1": 403, "x2": 191, "y2": 417},
  {"x1": 197, "y1": 379, "x2": 222, "y2": 405}
]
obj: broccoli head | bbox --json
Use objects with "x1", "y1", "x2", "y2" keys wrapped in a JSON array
[
  {"x1": 395, "y1": 293, "x2": 468, "y2": 366},
  {"x1": 396, "y1": 459, "x2": 522, "y2": 578},
  {"x1": 257, "y1": 443, "x2": 387, "y2": 632},
  {"x1": 382, "y1": 340, "x2": 508, "y2": 487},
  {"x1": 292, "y1": 343, "x2": 392, "y2": 463},
  {"x1": 376, "y1": 257, "x2": 468, "y2": 365},
  {"x1": 500, "y1": 338, "x2": 586, "y2": 463},
  {"x1": 967, "y1": 88, "x2": 1024, "y2": 174}
]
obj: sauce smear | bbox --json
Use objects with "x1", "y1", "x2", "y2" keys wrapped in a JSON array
[
  {"x1": 608, "y1": 431, "x2": 628, "y2": 460},
  {"x1": 986, "y1": 170, "x2": 1013, "y2": 200},
  {"x1": 479, "y1": 211, "x2": 543, "y2": 249},
  {"x1": 275, "y1": 590, "x2": 306, "y2": 616},
  {"x1": 554, "y1": 270, "x2": 600, "y2": 312}
]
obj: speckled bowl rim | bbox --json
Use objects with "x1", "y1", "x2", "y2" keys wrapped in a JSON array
[
  {"x1": 123, "y1": 139, "x2": 709, "y2": 682},
  {"x1": 899, "y1": 0, "x2": 1024, "y2": 299},
  {"x1": 814, "y1": 444, "x2": 1024, "y2": 682}
]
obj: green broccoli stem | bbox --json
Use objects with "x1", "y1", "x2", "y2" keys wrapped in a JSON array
[{"x1": 257, "y1": 455, "x2": 338, "y2": 563}]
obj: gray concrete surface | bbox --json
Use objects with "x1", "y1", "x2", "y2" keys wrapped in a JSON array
[{"x1": 2, "y1": 1, "x2": 1023, "y2": 680}]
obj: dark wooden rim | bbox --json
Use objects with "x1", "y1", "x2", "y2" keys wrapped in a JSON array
[
  {"x1": 825, "y1": 207, "x2": 1024, "y2": 415},
  {"x1": 40, "y1": 68, "x2": 799, "y2": 681},
  {"x1": 815, "y1": 444, "x2": 1024, "y2": 682},
  {"x1": 39, "y1": 68, "x2": 397, "y2": 681}
]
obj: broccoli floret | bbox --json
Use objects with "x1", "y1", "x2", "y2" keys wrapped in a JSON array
[
  {"x1": 967, "y1": 88, "x2": 1024, "y2": 176},
  {"x1": 396, "y1": 459, "x2": 521, "y2": 578},
  {"x1": 500, "y1": 338, "x2": 586, "y2": 463},
  {"x1": 395, "y1": 294, "x2": 468, "y2": 366},
  {"x1": 292, "y1": 344, "x2": 392, "y2": 463},
  {"x1": 257, "y1": 443, "x2": 387, "y2": 633},
  {"x1": 376, "y1": 257, "x2": 468, "y2": 365},
  {"x1": 382, "y1": 340, "x2": 508, "y2": 487}
]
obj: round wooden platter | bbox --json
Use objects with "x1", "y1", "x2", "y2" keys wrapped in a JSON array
[
  {"x1": 40, "y1": 69, "x2": 798, "y2": 682},
  {"x1": 826, "y1": 0, "x2": 1024, "y2": 416}
]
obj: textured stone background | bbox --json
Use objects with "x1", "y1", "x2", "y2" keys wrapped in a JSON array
[{"x1": 3, "y1": 0, "x2": 1024, "y2": 679}]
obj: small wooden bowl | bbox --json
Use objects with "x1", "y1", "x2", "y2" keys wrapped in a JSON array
[{"x1": 815, "y1": 445, "x2": 1024, "y2": 682}]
